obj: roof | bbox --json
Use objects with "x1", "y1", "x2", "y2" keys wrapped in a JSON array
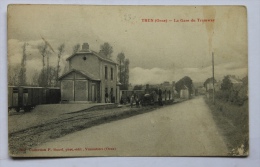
[
  {"x1": 66, "y1": 50, "x2": 117, "y2": 65},
  {"x1": 58, "y1": 69, "x2": 101, "y2": 81},
  {"x1": 228, "y1": 76, "x2": 243, "y2": 84}
]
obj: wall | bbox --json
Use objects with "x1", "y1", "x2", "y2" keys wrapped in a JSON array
[
  {"x1": 60, "y1": 71, "x2": 92, "y2": 102},
  {"x1": 69, "y1": 54, "x2": 100, "y2": 78},
  {"x1": 180, "y1": 89, "x2": 189, "y2": 99},
  {"x1": 100, "y1": 61, "x2": 117, "y2": 103},
  {"x1": 68, "y1": 53, "x2": 118, "y2": 103}
]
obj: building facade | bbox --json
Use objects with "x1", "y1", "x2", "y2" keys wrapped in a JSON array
[{"x1": 58, "y1": 43, "x2": 120, "y2": 103}]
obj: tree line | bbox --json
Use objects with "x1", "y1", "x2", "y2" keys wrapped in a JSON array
[
  {"x1": 8, "y1": 41, "x2": 130, "y2": 89},
  {"x1": 204, "y1": 75, "x2": 248, "y2": 106}
]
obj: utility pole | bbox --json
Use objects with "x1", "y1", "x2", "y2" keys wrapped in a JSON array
[{"x1": 212, "y1": 52, "x2": 215, "y2": 104}]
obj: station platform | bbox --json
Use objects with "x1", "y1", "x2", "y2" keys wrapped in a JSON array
[{"x1": 8, "y1": 103, "x2": 117, "y2": 133}]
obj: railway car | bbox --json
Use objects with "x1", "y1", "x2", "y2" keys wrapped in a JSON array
[
  {"x1": 119, "y1": 90, "x2": 145, "y2": 104},
  {"x1": 119, "y1": 88, "x2": 172, "y2": 107},
  {"x1": 141, "y1": 94, "x2": 155, "y2": 106},
  {"x1": 8, "y1": 86, "x2": 61, "y2": 112}
]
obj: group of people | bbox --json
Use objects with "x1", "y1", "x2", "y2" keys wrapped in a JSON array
[
  {"x1": 119, "y1": 88, "x2": 173, "y2": 107},
  {"x1": 130, "y1": 94, "x2": 141, "y2": 108},
  {"x1": 105, "y1": 91, "x2": 115, "y2": 103}
]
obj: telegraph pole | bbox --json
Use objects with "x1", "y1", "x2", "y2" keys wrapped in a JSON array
[{"x1": 212, "y1": 52, "x2": 215, "y2": 104}]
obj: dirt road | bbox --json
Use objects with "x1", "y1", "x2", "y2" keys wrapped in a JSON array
[{"x1": 25, "y1": 96, "x2": 228, "y2": 156}]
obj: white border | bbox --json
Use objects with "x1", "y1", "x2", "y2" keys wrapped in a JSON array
[{"x1": 1, "y1": 1, "x2": 260, "y2": 167}]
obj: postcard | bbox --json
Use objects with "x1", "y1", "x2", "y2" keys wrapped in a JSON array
[{"x1": 8, "y1": 5, "x2": 248, "y2": 157}]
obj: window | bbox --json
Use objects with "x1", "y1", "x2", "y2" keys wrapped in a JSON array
[
  {"x1": 111, "y1": 68, "x2": 113, "y2": 80},
  {"x1": 105, "y1": 66, "x2": 108, "y2": 79}
]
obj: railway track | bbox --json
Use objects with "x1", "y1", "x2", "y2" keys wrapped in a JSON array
[{"x1": 9, "y1": 105, "x2": 157, "y2": 155}]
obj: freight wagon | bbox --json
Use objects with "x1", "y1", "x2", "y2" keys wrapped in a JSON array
[{"x1": 8, "y1": 86, "x2": 61, "y2": 112}]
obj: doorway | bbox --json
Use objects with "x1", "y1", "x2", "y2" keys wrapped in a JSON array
[{"x1": 91, "y1": 84, "x2": 96, "y2": 102}]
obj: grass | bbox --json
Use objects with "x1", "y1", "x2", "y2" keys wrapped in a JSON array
[{"x1": 204, "y1": 97, "x2": 249, "y2": 156}]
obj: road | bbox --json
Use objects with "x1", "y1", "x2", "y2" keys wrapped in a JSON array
[{"x1": 25, "y1": 96, "x2": 228, "y2": 156}]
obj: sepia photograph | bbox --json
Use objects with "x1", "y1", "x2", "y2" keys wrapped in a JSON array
[{"x1": 7, "y1": 5, "x2": 248, "y2": 157}]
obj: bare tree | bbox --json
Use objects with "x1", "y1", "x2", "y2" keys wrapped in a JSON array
[
  {"x1": 37, "y1": 66, "x2": 57, "y2": 87},
  {"x1": 62, "y1": 62, "x2": 70, "y2": 74},
  {"x1": 18, "y1": 42, "x2": 27, "y2": 86},
  {"x1": 56, "y1": 44, "x2": 65, "y2": 85},
  {"x1": 48, "y1": 66, "x2": 58, "y2": 87},
  {"x1": 37, "y1": 42, "x2": 51, "y2": 87},
  {"x1": 99, "y1": 42, "x2": 113, "y2": 59},
  {"x1": 31, "y1": 71, "x2": 40, "y2": 86},
  {"x1": 8, "y1": 65, "x2": 20, "y2": 86},
  {"x1": 72, "y1": 43, "x2": 80, "y2": 54},
  {"x1": 124, "y1": 58, "x2": 130, "y2": 89}
]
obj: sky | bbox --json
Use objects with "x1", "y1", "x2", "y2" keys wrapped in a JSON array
[{"x1": 8, "y1": 5, "x2": 248, "y2": 85}]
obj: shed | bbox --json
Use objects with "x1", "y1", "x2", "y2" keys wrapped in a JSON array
[{"x1": 58, "y1": 69, "x2": 101, "y2": 102}]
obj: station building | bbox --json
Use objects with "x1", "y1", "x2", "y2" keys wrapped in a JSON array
[{"x1": 58, "y1": 43, "x2": 120, "y2": 103}]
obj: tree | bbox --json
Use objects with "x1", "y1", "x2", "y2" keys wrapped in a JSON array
[
  {"x1": 175, "y1": 76, "x2": 193, "y2": 94},
  {"x1": 203, "y1": 77, "x2": 217, "y2": 91},
  {"x1": 47, "y1": 66, "x2": 58, "y2": 87},
  {"x1": 31, "y1": 71, "x2": 40, "y2": 86},
  {"x1": 221, "y1": 75, "x2": 233, "y2": 91},
  {"x1": 8, "y1": 65, "x2": 20, "y2": 86},
  {"x1": 117, "y1": 52, "x2": 125, "y2": 88},
  {"x1": 37, "y1": 42, "x2": 52, "y2": 87},
  {"x1": 56, "y1": 43, "x2": 65, "y2": 85},
  {"x1": 72, "y1": 43, "x2": 80, "y2": 54},
  {"x1": 117, "y1": 53, "x2": 130, "y2": 89},
  {"x1": 241, "y1": 75, "x2": 248, "y2": 85},
  {"x1": 99, "y1": 42, "x2": 113, "y2": 59},
  {"x1": 133, "y1": 85, "x2": 143, "y2": 90},
  {"x1": 62, "y1": 62, "x2": 70, "y2": 74},
  {"x1": 18, "y1": 43, "x2": 27, "y2": 86},
  {"x1": 37, "y1": 66, "x2": 57, "y2": 87},
  {"x1": 124, "y1": 58, "x2": 130, "y2": 89}
]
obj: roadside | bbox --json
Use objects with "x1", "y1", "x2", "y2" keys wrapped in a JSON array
[{"x1": 204, "y1": 96, "x2": 249, "y2": 156}]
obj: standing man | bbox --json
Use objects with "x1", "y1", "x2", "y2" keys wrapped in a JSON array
[
  {"x1": 130, "y1": 94, "x2": 134, "y2": 108},
  {"x1": 105, "y1": 91, "x2": 109, "y2": 103},
  {"x1": 158, "y1": 88, "x2": 163, "y2": 106},
  {"x1": 164, "y1": 89, "x2": 167, "y2": 102},
  {"x1": 110, "y1": 89, "x2": 113, "y2": 103}
]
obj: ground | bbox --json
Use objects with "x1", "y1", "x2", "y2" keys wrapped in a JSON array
[
  {"x1": 204, "y1": 97, "x2": 249, "y2": 156},
  {"x1": 9, "y1": 96, "x2": 229, "y2": 157}
]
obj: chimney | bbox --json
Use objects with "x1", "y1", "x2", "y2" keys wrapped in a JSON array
[{"x1": 82, "y1": 43, "x2": 89, "y2": 51}]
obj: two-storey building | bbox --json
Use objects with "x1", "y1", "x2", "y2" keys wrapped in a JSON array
[{"x1": 58, "y1": 43, "x2": 120, "y2": 103}]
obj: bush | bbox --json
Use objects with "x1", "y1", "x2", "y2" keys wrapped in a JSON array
[
  {"x1": 216, "y1": 90, "x2": 229, "y2": 102},
  {"x1": 215, "y1": 87, "x2": 247, "y2": 106}
]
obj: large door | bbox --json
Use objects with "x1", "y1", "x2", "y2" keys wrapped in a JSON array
[
  {"x1": 61, "y1": 80, "x2": 74, "y2": 101},
  {"x1": 75, "y1": 80, "x2": 88, "y2": 101}
]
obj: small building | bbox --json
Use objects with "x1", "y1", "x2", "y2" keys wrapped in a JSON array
[
  {"x1": 206, "y1": 81, "x2": 221, "y2": 92},
  {"x1": 58, "y1": 43, "x2": 120, "y2": 103},
  {"x1": 228, "y1": 76, "x2": 243, "y2": 91},
  {"x1": 180, "y1": 85, "x2": 189, "y2": 99}
]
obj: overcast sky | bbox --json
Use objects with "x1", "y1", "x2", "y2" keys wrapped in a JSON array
[{"x1": 8, "y1": 5, "x2": 247, "y2": 85}]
